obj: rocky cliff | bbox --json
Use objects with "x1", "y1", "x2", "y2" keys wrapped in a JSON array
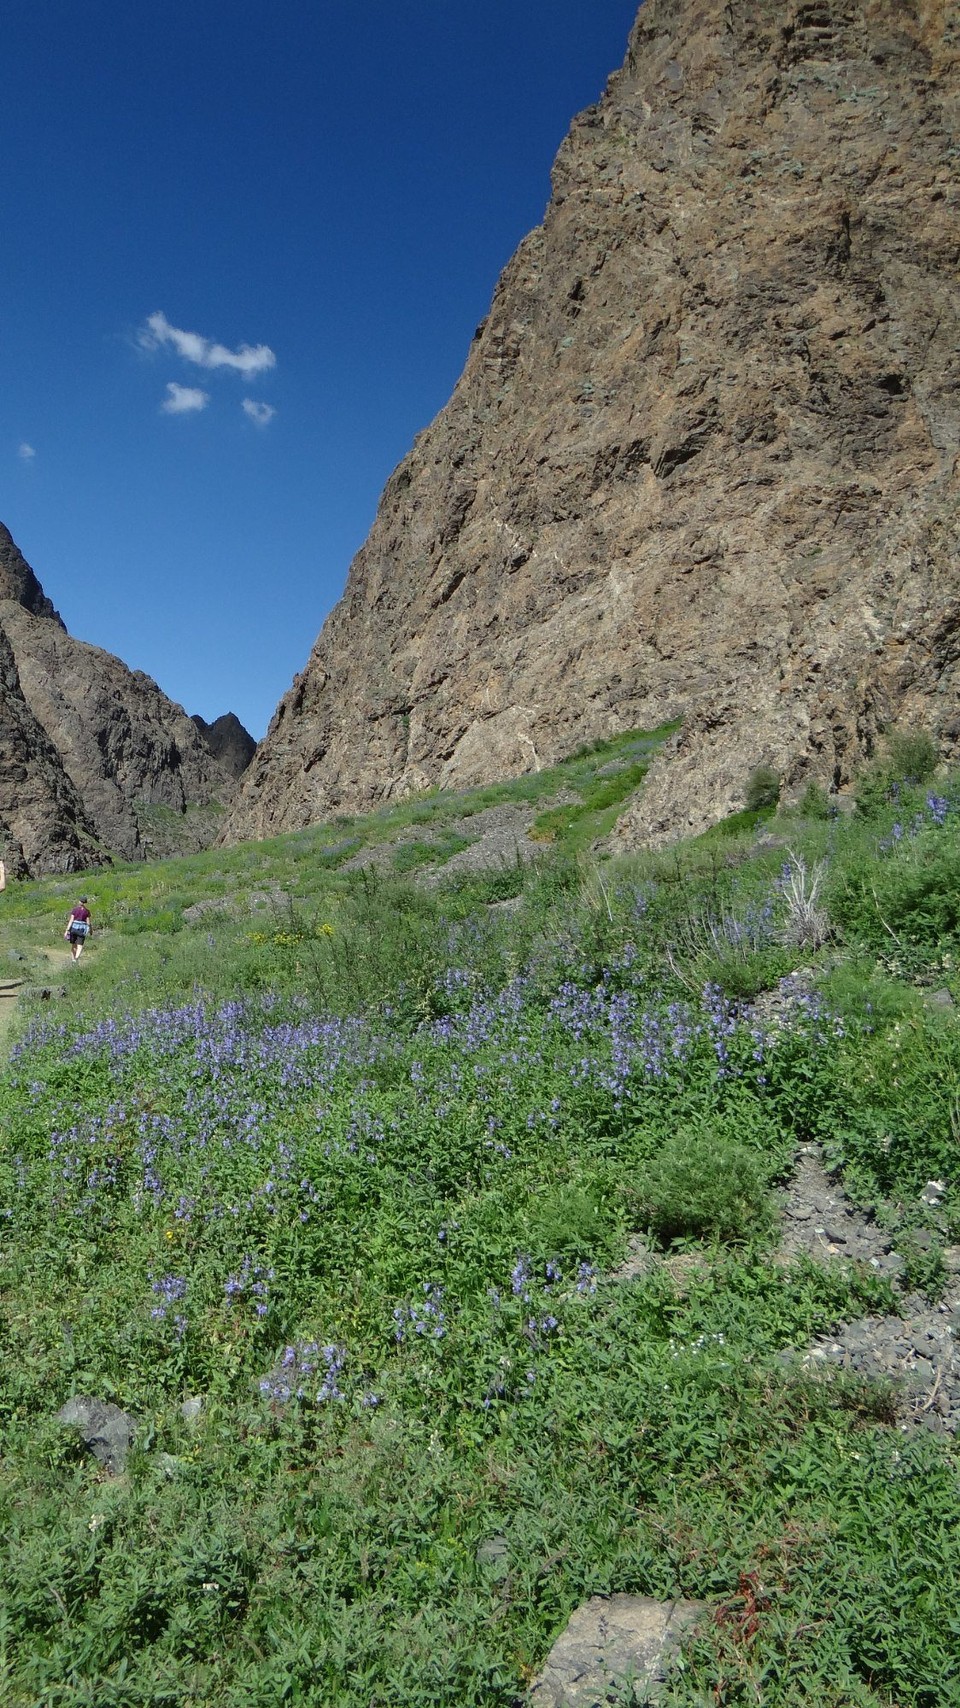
[
  {"x1": 0, "y1": 620, "x2": 102, "y2": 877},
  {"x1": 0, "y1": 526, "x2": 255, "y2": 873},
  {"x1": 224, "y1": 0, "x2": 959, "y2": 847},
  {"x1": 191, "y1": 713, "x2": 258, "y2": 780}
]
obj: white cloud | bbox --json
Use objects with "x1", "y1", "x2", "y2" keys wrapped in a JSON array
[
  {"x1": 242, "y1": 399, "x2": 276, "y2": 427},
  {"x1": 141, "y1": 310, "x2": 276, "y2": 377},
  {"x1": 18, "y1": 442, "x2": 36, "y2": 460},
  {"x1": 161, "y1": 382, "x2": 210, "y2": 415}
]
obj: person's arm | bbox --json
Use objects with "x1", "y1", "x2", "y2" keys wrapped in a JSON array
[{"x1": 0, "y1": 859, "x2": 6, "y2": 891}]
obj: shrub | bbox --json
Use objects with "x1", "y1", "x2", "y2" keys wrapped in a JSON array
[
  {"x1": 698, "y1": 807, "x2": 773, "y2": 844},
  {"x1": 745, "y1": 765, "x2": 781, "y2": 812},
  {"x1": 857, "y1": 728, "x2": 939, "y2": 819},
  {"x1": 831, "y1": 834, "x2": 960, "y2": 949},
  {"x1": 887, "y1": 728, "x2": 938, "y2": 786},
  {"x1": 518, "y1": 1181, "x2": 620, "y2": 1267},
  {"x1": 632, "y1": 1128, "x2": 775, "y2": 1246},
  {"x1": 798, "y1": 781, "x2": 833, "y2": 819}
]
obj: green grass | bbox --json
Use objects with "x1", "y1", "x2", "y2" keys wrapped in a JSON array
[
  {"x1": 391, "y1": 832, "x2": 473, "y2": 872},
  {"x1": 1, "y1": 751, "x2": 960, "y2": 1704},
  {"x1": 695, "y1": 803, "x2": 776, "y2": 842}
]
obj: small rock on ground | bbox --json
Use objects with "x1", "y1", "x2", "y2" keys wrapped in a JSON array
[
  {"x1": 529, "y1": 1594, "x2": 706, "y2": 1706},
  {"x1": 604, "y1": 1237, "x2": 708, "y2": 1292},
  {"x1": 56, "y1": 1396, "x2": 137, "y2": 1474},
  {"x1": 604, "y1": 1235, "x2": 658, "y2": 1285}
]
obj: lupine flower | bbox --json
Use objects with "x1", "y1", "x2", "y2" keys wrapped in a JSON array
[
  {"x1": 392, "y1": 1283, "x2": 447, "y2": 1342},
  {"x1": 224, "y1": 1255, "x2": 274, "y2": 1318},
  {"x1": 259, "y1": 1340, "x2": 345, "y2": 1404},
  {"x1": 150, "y1": 1274, "x2": 188, "y2": 1335}
]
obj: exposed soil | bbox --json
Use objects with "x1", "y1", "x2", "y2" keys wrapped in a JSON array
[
  {"x1": 340, "y1": 802, "x2": 542, "y2": 877},
  {"x1": 782, "y1": 1145, "x2": 960, "y2": 1435},
  {"x1": 424, "y1": 804, "x2": 542, "y2": 881},
  {"x1": 610, "y1": 1143, "x2": 960, "y2": 1436}
]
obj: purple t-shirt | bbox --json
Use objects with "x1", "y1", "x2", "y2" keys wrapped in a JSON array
[{"x1": 70, "y1": 906, "x2": 90, "y2": 924}]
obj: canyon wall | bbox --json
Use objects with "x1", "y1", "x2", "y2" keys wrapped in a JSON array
[{"x1": 220, "y1": 0, "x2": 959, "y2": 845}]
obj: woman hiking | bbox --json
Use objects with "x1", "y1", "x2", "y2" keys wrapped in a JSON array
[{"x1": 64, "y1": 897, "x2": 92, "y2": 961}]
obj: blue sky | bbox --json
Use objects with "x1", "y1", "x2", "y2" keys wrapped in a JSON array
[{"x1": 1, "y1": 1, "x2": 639, "y2": 738}]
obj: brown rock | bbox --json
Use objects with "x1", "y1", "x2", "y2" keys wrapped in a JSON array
[
  {"x1": 224, "y1": 0, "x2": 960, "y2": 847},
  {"x1": 0, "y1": 528, "x2": 247, "y2": 870},
  {"x1": 0, "y1": 620, "x2": 102, "y2": 875}
]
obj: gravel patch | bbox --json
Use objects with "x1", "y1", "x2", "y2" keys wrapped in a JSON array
[
  {"x1": 802, "y1": 1302, "x2": 960, "y2": 1432},
  {"x1": 182, "y1": 896, "x2": 234, "y2": 923},
  {"x1": 425, "y1": 804, "x2": 541, "y2": 881},
  {"x1": 341, "y1": 802, "x2": 543, "y2": 880},
  {"x1": 340, "y1": 827, "x2": 439, "y2": 873},
  {"x1": 778, "y1": 1144, "x2": 960, "y2": 1434},
  {"x1": 775, "y1": 1143, "x2": 905, "y2": 1280},
  {"x1": 605, "y1": 1141, "x2": 960, "y2": 1435}
]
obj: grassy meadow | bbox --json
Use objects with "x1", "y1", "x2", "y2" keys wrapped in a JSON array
[{"x1": 2, "y1": 733, "x2": 960, "y2": 1705}]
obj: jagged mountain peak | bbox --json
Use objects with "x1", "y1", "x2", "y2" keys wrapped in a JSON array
[
  {"x1": 192, "y1": 713, "x2": 257, "y2": 780},
  {"x1": 0, "y1": 525, "x2": 242, "y2": 874},
  {"x1": 0, "y1": 523, "x2": 65, "y2": 627}
]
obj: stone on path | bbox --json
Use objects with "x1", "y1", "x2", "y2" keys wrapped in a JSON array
[
  {"x1": 56, "y1": 1396, "x2": 137, "y2": 1474},
  {"x1": 529, "y1": 1594, "x2": 706, "y2": 1706}
]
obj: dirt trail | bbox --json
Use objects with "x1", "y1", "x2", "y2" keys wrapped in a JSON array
[{"x1": 42, "y1": 946, "x2": 75, "y2": 967}]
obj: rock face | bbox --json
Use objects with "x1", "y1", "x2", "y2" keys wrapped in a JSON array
[
  {"x1": 191, "y1": 712, "x2": 257, "y2": 779},
  {"x1": 0, "y1": 526, "x2": 253, "y2": 872},
  {"x1": 225, "y1": 0, "x2": 960, "y2": 847},
  {"x1": 0, "y1": 523, "x2": 64, "y2": 623},
  {"x1": 0, "y1": 621, "x2": 102, "y2": 876}
]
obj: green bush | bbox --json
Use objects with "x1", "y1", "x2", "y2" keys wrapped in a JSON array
[
  {"x1": 518, "y1": 1181, "x2": 620, "y2": 1267},
  {"x1": 392, "y1": 834, "x2": 470, "y2": 873},
  {"x1": 798, "y1": 781, "x2": 833, "y2": 819},
  {"x1": 632, "y1": 1128, "x2": 776, "y2": 1246},
  {"x1": 697, "y1": 805, "x2": 773, "y2": 842},
  {"x1": 831, "y1": 835, "x2": 960, "y2": 949},
  {"x1": 745, "y1": 764, "x2": 781, "y2": 812},
  {"x1": 887, "y1": 728, "x2": 938, "y2": 785},
  {"x1": 695, "y1": 942, "x2": 796, "y2": 1001},
  {"x1": 856, "y1": 729, "x2": 939, "y2": 819}
]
